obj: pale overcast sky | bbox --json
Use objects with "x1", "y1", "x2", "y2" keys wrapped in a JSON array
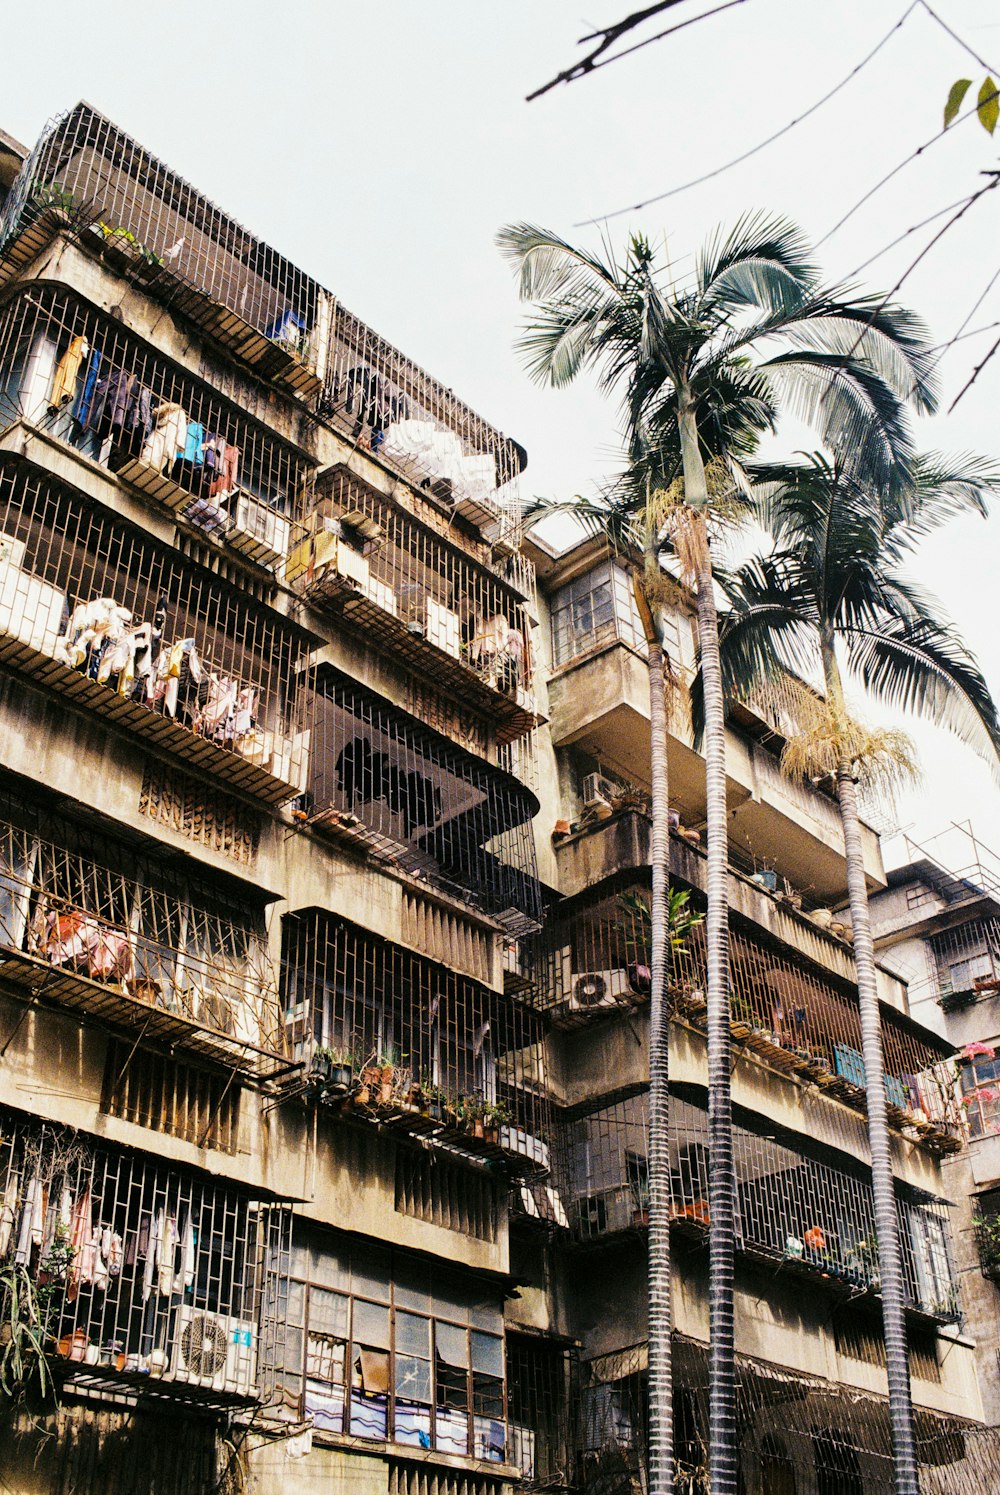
[{"x1": 5, "y1": 0, "x2": 1000, "y2": 870}]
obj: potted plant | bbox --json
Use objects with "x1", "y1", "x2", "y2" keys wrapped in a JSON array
[
  {"x1": 420, "y1": 1076, "x2": 448, "y2": 1124},
  {"x1": 377, "y1": 1045, "x2": 403, "y2": 1106},
  {"x1": 327, "y1": 1047, "x2": 355, "y2": 1091},
  {"x1": 461, "y1": 1092, "x2": 486, "y2": 1139},
  {"x1": 483, "y1": 1099, "x2": 512, "y2": 1145},
  {"x1": 610, "y1": 781, "x2": 650, "y2": 815},
  {"x1": 310, "y1": 1045, "x2": 334, "y2": 1085},
  {"x1": 974, "y1": 1212, "x2": 1000, "y2": 1275},
  {"x1": 355, "y1": 1053, "x2": 382, "y2": 1107}
]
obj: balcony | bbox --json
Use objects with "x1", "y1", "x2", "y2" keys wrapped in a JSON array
[
  {"x1": 0, "y1": 456, "x2": 311, "y2": 805},
  {"x1": 281, "y1": 911, "x2": 551, "y2": 1175},
  {"x1": 0, "y1": 1105, "x2": 290, "y2": 1409},
  {"x1": 562, "y1": 1090, "x2": 962, "y2": 1321},
  {"x1": 0, "y1": 102, "x2": 324, "y2": 397},
  {"x1": 0, "y1": 282, "x2": 311, "y2": 572},
  {"x1": 0, "y1": 786, "x2": 290, "y2": 1079},
  {"x1": 322, "y1": 306, "x2": 526, "y2": 540},
  {"x1": 580, "y1": 1334, "x2": 990, "y2": 1492},
  {"x1": 292, "y1": 466, "x2": 540, "y2": 746},
  {"x1": 1, "y1": 105, "x2": 530, "y2": 547},
  {"x1": 302, "y1": 663, "x2": 543, "y2": 933},
  {"x1": 534, "y1": 878, "x2": 962, "y2": 1152}
]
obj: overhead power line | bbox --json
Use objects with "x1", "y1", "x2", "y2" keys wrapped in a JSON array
[{"x1": 578, "y1": 2, "x2": 919, "y2": 226}]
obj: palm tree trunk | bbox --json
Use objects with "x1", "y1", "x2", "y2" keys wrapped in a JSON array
[
  {"x1": 678, "y1": 394, "x2": 737, "y2": 1495},
  {"x1": 646, "y1": 625, "x2": 673, "y2": 1495},
  {"x1": 823, "y1": 646, "x2": 919, "y2": 1495}
]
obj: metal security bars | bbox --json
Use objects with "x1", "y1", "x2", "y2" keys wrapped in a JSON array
[
  {"x1": 931, "y1": 916, "x2": 1000, "y2": 1001},
  {"x1": 534, "y1": 881, "x2": 962, "y2": 1143},
  {"x1": 291, "y1": 466, "x2": 538, "y2": 744},
  {"x1": 0, "y1": 781, "x2": 286, "y2": 1077},
  {"x1": 506, "y1": 1334, "x2": 576, "y2": 1489},
  {"x1": 0, "y1": 459, "x2": 311, "y2": 803},
  {"x1": 322, "y1": 308, "x2": 526, "y2": 538},
  {"x1": 282, "y1": 911, "x2": 550, "y2": 1173},
  {"x1": 0, "y1": 1107, "x2": 291, "y2": 1408},
  {"x1": 1, "y1": 104, "x2": 530, "y2": 523},
  {"x1": 560, "y1": 1091, "x2": 961, "y2": 1320},
  {"x1": 0, "y1": 283, "x2": 313, "y2": 568},
  {"x1": 0, "y1": 102, "x2": 324, "y2": 396},
  {"x1": 579, "y1": 1334, "x2": 1000, "y2": 1495},
  {"x1": 305, "y1": 666, "x2": 542, "y2": 931},
  {"x1": 283, "y1": 1229, "x2": 508, "y2": 1459}
]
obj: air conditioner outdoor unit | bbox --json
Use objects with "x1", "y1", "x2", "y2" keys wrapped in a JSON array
[
  {"x1": 173, "y1": 1308, "x2": 259, "y2": 1396},
  {"x1": 582, "y1": 772, "x2": 618, "y2": 810},
  {"x1": 571, "y1": 969, "x2": 624, "y2": 1010}
]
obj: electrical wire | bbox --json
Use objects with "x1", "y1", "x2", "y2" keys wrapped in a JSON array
[
  {"x1": 843, "y1": 194, "x2": 974, "y2": 278},
  {"x1": 577, "y1": 2, "x2": 920, "y2": 226}
]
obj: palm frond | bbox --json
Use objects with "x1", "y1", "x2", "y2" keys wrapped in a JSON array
[
  {"x1": 843, "y1": 609, "x2": 1000, "y2": 781},
  {"x1": 496, "y1": 222, "x2": 621, "y2": 302},
  {"x1": 696, "y1": 212, "x2": 817, "y2": 312}
]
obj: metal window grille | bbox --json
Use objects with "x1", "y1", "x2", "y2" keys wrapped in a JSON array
[
  {"x1": 0, "y1": 779, "x2": 285, "y2": 1077},
  {"x1": 283, "y1": 1228, "x2": 507, "y2": 1460},
  {"x1": 506, "y1": 1334, "x2": 576, "y2": 1488},
  {"x1": 0, "y1": 282, "x2": 313, "y2": 568},
  {"x1": 322, "y1": 306, "x2": 525, "y2": 541},
  {"x1": 535, "y1": 881, "x2": 962, "y2": 1137},
  {"x1": 0, "y1": 457, "x2": 312, "y2": 804},
  {"x1": 559, "y1": 1089, "x2": 960, "y2": 1319},
  {"x1": 281, "y1": 911, "x2": 550, "y2": 1172},
  {"x1": 2, "y1": 104, "x2": 528, "y2": 518},
  {"x1": 291, "y1": 466, "x2": 538, "y2": 747},
  {"x1": 303, "y1": 664, "x2": 542, "y2": 930},
  {"x1": 578, "y1": 1334, "x2": 1000, "y2": 1495},
  {"x1": 0, "y1": 1105, "x2": 291, "y2": 1408},
  {"x1": 931, "y1": 916, "x2": 1000, "y2": 998},
  {"x1": 0, "y1": 102, "x2": 323, "y2": 397},
  {"x1": 137, "y1": 762, "x2": 263, "y2": 867},
  {"x1": 394, "y1": 1151, "x2": 498, "y2": 1242},
  {"x1": 101, "y1": 1040, "x2": 243, "y2": 1154}
]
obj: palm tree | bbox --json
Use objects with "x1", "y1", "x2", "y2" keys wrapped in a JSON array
[
  {"x1": 713, "y1": 451, "x2": 1000, "y2": 1495},
  {"x1": 498, "y1": 217, "x2": 936, "y2": 1495}
]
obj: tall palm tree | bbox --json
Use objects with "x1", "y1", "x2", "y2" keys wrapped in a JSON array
[
  {"x1": 498, "y1": 217, "x2": 936, "y2": 1495},
  {"x1": 713, "y1": 451, "x2": 1000, "y2": 1495}
]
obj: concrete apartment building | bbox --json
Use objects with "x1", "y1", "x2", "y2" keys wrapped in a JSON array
[{"x1": 0, "y1": 103, "x2": 996, "y2": 1494}]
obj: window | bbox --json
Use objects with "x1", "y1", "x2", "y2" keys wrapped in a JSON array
[
  {"x1": 960, "y1": 1052, "x2": 1000, "y2": 1138},
  {"x1": 285, "y1": 1234, "x2": 507, "y2": 1460},
  {"x1": 550, "y1": 563, "x2": 645, "y2": 667}
]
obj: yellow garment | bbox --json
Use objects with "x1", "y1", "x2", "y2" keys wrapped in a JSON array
[{"x1": 49, "y1": 336, "x2": 88, "y2": 409}]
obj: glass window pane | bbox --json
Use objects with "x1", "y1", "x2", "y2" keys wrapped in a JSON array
[
  {"x1": 396, "y1": 1354, "x2": 432, "y2": 1403},
  {"x1": 353, "y1": 1299, "x2": 390, "y2": 1348},
  {"x1": 471, "y1": 1331, "x2": 503, "y2": 1376},
  {"x1": 396, "y1": 1311, "x2": 431, "y2": 1357},
  {"x1": 435, "y1": 1322, "x2": 468, "y2": 1368},
  {"x1": 351, "y1": 1244, "x2": 391, "y2": 1299},
  {"x1": 311, "y1": 1288, "x2": 349, "y2": 1338}
]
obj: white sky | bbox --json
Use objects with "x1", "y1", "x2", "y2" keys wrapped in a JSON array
[{"x1": 5, "y1": 0, "x2": 1000, "y2": 871}]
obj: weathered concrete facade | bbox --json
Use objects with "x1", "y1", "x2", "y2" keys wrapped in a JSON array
[{"x1": 0, "y1": 103, "x2": 995, "y2": 1495}]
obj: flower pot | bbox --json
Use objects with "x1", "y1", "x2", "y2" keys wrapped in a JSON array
[
  {"x1": 355, "y1": 1083, "x2": 371, "y2": 1106},
  {"x1": 484, "y1": 1125, "x2": 500, "y2": 1145},
  {"x1": 311, "y1": 1054, "x2": 333, "y2": 1084},
  {"x1": 379, "y1": 1082, "x2": 394, "y2": 1106},
  {"x1": 752, "y1": 869, "x2": 778, "y2": 892},
  {"x1": 472, "y1": 1119, "x2": 485, "y2": 1139},
  {"x1": 330, "y1": 1064, "x2": 353, "y2": 1090},
  {"x1": 428, "y1": 1101, "x2": 445, "y2": 1123}
]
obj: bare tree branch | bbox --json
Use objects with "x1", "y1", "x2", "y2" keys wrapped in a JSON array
[{"x1": 526, "y1": 0, "x2": 747, "y2": 102}]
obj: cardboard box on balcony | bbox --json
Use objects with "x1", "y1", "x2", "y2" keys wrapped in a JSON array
[{"x1": 285, "y1": 532, "x2": 370, "y2": 589}]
